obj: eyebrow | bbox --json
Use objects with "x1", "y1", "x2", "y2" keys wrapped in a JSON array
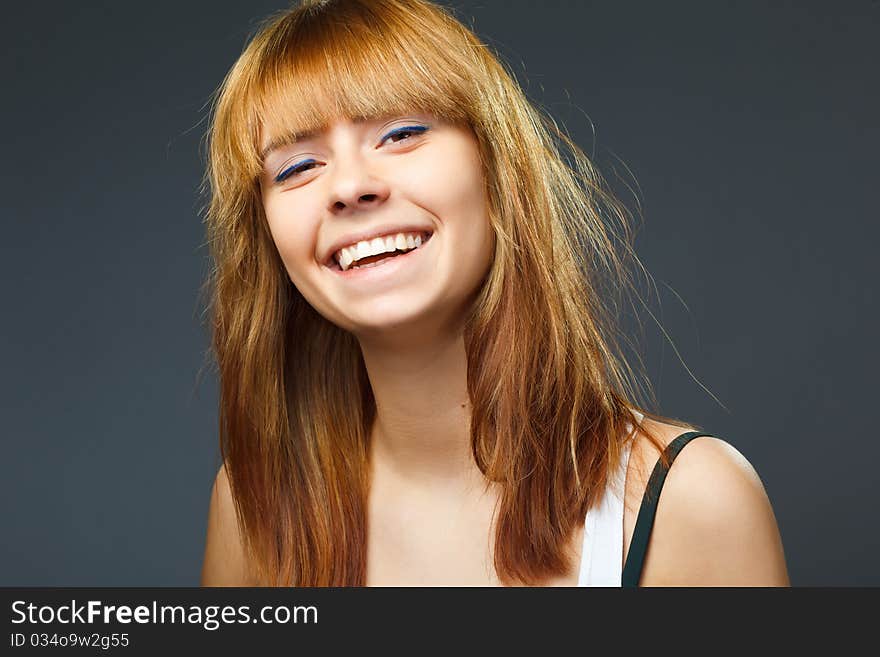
[{"x1": 260, "y1": 116, "x2": 378, "y2": 162}]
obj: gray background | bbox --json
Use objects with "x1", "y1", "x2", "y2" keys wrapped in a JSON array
[{"x1": 1, "y1": 1, "x2": 876, "y2": 586}]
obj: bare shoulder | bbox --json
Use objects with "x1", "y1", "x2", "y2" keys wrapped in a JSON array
[
  {"x1": 201, "y1": 463, "x2": 258, "y2": 586},
  {"x1": 624, "y1": 418, "x2": 790, "y2": 586}
]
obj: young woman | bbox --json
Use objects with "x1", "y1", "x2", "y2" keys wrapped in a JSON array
[{"x1": 200, "y1": 0, "x2": 789, "y2": 587}]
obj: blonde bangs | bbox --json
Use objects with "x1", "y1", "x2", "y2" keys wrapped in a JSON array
[{"x1": 220, "y1": 0, "x2": 483, "y2": 182}]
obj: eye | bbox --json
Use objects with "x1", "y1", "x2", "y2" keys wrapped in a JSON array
[
  {"x1": 379, "y1": 124, "x2": 429, "y2": 146},
  {"x1": 274, "y1": 158, "x2": 318, "y2": 184},
  {"x1": 271, "y1": 125, "x2": 429, "y2": 185}
]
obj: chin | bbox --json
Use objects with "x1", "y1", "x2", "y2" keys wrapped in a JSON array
[
  {"x1": 349, "y1": 303, "x2": 432, "y2": 332},
  {"x1": 344, "y1": 293, "x2": 463, "y2": 338}
]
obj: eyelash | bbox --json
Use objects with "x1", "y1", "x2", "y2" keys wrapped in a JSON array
[{"x1": 273, "y1": 125, "x2": 429, "y2": 184}]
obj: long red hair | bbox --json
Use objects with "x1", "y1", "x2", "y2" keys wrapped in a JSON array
[{"x1": 202, "y1": 0, "x2": 685, "y2": 586}]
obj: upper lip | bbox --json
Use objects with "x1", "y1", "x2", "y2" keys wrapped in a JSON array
[{"x1": 321, "y1": 222, "x2": 434, "y2": 266}]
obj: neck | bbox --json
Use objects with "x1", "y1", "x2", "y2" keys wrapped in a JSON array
[{"x1": 358, "y1": 326, "x2": 484, "y2": 489}]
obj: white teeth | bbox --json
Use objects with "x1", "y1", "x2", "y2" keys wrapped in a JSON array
[
  {"x1": 335, "y1": 230, "x2": 429, "y2": 271},
  {"x1": 340, "y1": 249, "x2": 354, "y2": 270}
]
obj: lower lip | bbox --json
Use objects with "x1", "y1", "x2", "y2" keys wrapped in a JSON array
[{"x1": 326, "y1": 232, "x2": 434, "y2": 281}]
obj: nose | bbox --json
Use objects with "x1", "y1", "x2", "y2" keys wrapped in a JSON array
[{"x1": 326, "y1": 148, "x2": 391, "y2": 215}]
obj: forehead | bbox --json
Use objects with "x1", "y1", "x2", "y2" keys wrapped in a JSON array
[
  {"x1": 253, "y1": 65, "x2": 431, "y2": 127},
  {"x1": 258, "y1": 114, "x2": 381, "y2": 159},
  {"x1": 228, "y1": 24, "x2": 474, "y2": 179}
]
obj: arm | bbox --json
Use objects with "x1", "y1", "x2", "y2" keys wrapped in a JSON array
[
  {"x1": 639, "y1": 436, "x2": 790, "y2": 586},
  {"x1": 201, "y1": 463, "x2": 257, "y2": 586}
]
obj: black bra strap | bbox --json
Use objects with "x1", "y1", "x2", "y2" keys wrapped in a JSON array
[{"x1": 621, "y1": 431, "x2": 716, "y2": 587}]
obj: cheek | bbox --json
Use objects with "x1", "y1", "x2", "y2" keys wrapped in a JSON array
[
  {"x1": 418, "y1": 144, "x2": 493, "y2": 282},
  {"x1": 262, "y1": 197, "x2": 318, "y2": 275},
  {"x1": 405, "y1": 141, "x2": 487, "y2": 226}
]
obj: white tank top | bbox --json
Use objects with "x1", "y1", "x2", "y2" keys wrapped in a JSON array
[{"x1": 576, "y1": 413, "x2": 640, "y2": 586}]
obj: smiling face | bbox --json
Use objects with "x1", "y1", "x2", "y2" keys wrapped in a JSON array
[{"x1": 259, "y1": 112, "x2": 495, "y2": 340}]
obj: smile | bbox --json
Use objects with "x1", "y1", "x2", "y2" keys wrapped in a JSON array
[
  {"x1": 327, "y1": 231, "x2": 434, "y2": 279},
  {"x1": 333, "y1": 230, "x2": 433, "y2": 271}
]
